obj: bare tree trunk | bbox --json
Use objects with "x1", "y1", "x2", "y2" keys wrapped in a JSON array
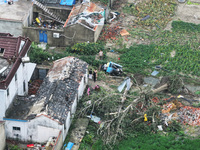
[{"x1": 152, "y1": 83, "x2": 168, "y2": 94}]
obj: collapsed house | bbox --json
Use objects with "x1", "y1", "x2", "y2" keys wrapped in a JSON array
[
  {"x1": 4, "y1": 57, "x2": 88, "y2": 149},
  {"x1": 0, "y1": 0, "x2": 105, "y2": 46},
  {"x1": 0, "y1": 33, "x2": 36, "y2": 120},
  {"x1": 24, "y1": 1, "x2": 105, "y2": 46}
]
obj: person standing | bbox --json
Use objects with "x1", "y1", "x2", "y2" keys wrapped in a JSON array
[
  {"x1": 99, "y1": 50, "x2": 103, "y2": 60},
  {"x1": 89, "y1": 69, "x2": 93, "y2": 79},
  {"x1": 93, "y1": 70, "x2": 97, "y2": 82}
]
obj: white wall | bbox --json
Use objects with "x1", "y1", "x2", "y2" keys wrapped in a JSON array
[
  {"x1": 4, "y1": 115, "x2": 63, "y2": 143},
  {"x1": 0, "y1": 60, "x2": 36, "y2": 120},
  {"x1": 6, "y1": 76, "x2": 18, "y2": 112},
  {"x1": 27, "y1": 115, "x2": 63, "y2": 143},
  {"x1": 4, "y1": 119, "x2": 28, "y2": 141},
  {"x1": 64, "y1": 112, "x2": 71, "y2": 140},
  {"x1": 22, "y1": 6, "x2": 33, "y2": 27},
  {"x1": 27, "y1": 63, "x2": 36, "y2": 81},
  {"x1": 0, "y1": 90, "x2": 6, "y2": 120},
  {"x1": 0, "y1": 122, "x2": 6, "y2": 150},
  {"x1": 37, "y1": 125, "x2": 60, "y2": 143}
]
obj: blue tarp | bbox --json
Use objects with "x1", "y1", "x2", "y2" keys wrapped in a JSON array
[
  {"x1": 60, "y1": 0, "x2": 75, "y2": 6},
  {"x1": 0, "y1": 0, "x2": 18, "y2": 4},
  {"x1": 65, "y1": 142, "x2": 74, "y2": 150}
]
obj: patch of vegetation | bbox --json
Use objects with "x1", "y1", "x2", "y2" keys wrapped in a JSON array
[
  {"x1": 187, "y1": 0, "x2": 200, "y2": 5},
  {"x1": 79, "y1": 122, "x2": 105, "y2": 150},
  {"x1": 79, "y1": 55, "x2": 107, "y2": 68},
  {"x1": 115, "y1": 133, "x2": 200, "y2": 150},
  {"x1": 29, "y1": 42, "x2": 51, "y2": 64},
  {"x1": 130, "y1": 0, "x2": 176, "y2": 28},
  {"x1": 195, "y1": 91, "x2": 200, "y2": 95},
  {"x1": 71, "y1": 42, "x2": 105, "y2": 55},
  {"x1": 7, "y1": 145, "x2": 22, "y2": 150},
  {"x1": 119, "y1": 43, "x2": 200, "y2": 76},
  {"x1": 172, "y1": 21, "x2": 200, "y2": 33},
  {"x1": 92, "y1": 0, "x2": 108, "y2": 5}
]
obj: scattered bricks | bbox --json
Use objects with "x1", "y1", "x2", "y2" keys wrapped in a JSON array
[
  {"x1": 28, "y1": 79, "x2": 43, "y2": 95},
  {"x1": 162, "y1": 100, "x2": 200, "y2": 126},
  {"x1": 152, "y1": 97, "x2": 159, "y2": 103}
]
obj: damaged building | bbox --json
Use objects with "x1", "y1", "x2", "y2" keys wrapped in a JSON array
[
  {"x1": 0, "y1": 0, "x2": 105, "y2": 46},
  {"x1": 0, "y1": 33, "x2": 36, "y2": 120},
  {"x1": 24, "y1": 1, "x2": 105, "y2": 46},
  {"x1": 4, "y1": 57, "x2": 88, "y2": 149}
]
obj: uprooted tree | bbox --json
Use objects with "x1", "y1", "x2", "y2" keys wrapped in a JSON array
[{"x1": 77, "y1": 75, "x2": 185, "y2": 147}]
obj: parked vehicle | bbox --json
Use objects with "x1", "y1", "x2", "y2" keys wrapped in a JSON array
[{"x1": 102, "y1": 61, "x2": 123, "y2": 76}]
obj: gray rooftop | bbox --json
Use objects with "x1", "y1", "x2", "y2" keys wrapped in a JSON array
[
  {"x1": 0, "y1": 0, "x2": 32, "y2": 21},
  {"x1": 5, "y1": 57, "x2": 88, "y2": 124}
]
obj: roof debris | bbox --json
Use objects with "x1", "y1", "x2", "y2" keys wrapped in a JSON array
[
  {"x1": 6, "y1": 57, "x2": 88, "y2": 124},
  {"x1": 159, "y1": 97, "x2": 200, "y2": 126},
  {"x1": 64, "y1": 2, "x2": 104, "y2": 30}
]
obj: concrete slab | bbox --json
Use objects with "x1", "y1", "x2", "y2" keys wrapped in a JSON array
[
  {"x1": 176, "y1": 4, "x2": 200, "y2": 24},
  {"x1": 66, "y1": 118, "x2": 89, "y2": 150},
  {"x1": 0, "y1": 0, "x2": 32, "y2": 21}
]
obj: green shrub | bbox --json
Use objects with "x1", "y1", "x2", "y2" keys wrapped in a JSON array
[
  {"x1": 29, "y1": 42, "x2": 51, "y2": 64},
  {"x1": 72, "y1": 42, "x2": 104, "y2": 55},
  {"x1": 79, "y1": 55, "x2": 107, "y2": 67}
]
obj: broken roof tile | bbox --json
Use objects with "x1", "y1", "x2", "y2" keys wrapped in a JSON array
[{"x1": 5, "y1": 56, "x2": 88, "y2": 125}]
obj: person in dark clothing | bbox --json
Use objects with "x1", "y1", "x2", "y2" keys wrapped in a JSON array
[
  {"x1": 93, "y1": 70, "x2": 97, "y2": 82},
  {"x1": 89, "y1": 69, "x2": 93, "y2": 79}
]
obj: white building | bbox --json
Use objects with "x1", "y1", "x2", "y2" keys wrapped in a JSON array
[
  {"x1": 4, "y1": 57, "x2": 88, "y2": 149},
  {"x1": 0, "y1": 33, "x2": 36, "y2": 120},
  {"x1": 0, "y1": 121, "x2": 6, "y2": 150}
]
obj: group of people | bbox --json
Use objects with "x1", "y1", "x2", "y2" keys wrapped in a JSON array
[{"x1": 89, "y1": 69, "x2": 98, "y2": 82}]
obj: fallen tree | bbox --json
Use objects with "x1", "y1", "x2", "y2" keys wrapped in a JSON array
[{"x1": 77, "y1": 75, "x2": 185, "y2": 147}]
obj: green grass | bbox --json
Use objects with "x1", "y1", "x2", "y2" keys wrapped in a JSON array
[
  {"x1": 115, "y1": 134, "x2": 200, "y2": 150},
  {"x1": 172, "y1": 21, "x2": 200, "y2": 33},
  {"x1": 119, "y1": 43, "x2": 200, "y2": 76}
]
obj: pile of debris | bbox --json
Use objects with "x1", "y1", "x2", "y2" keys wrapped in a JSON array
[
  {"x1": 160, "y1": 96, "x2": 200, "y2": 126},
  {"x1": 99, "y1": 25, "x2": 121, "y2": 40},
  {"x1": 28, "y1": 79, "x2": 43, "y2": 95}
]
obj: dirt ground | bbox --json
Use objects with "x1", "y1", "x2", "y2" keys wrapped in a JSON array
[{"x1": 165, "y1": 2, "x2": 200, "y2": 30}]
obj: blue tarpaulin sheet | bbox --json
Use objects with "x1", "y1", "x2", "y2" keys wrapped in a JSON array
[
  {"x1": 65, "y1": 142, "x2": 74, "y2": 150},
  {"x1": 0, "y1": 0, "x2": 18, "y2": 4},
  {"x1": 60, "y1": 0, "x2": 75, "y2": 6}
]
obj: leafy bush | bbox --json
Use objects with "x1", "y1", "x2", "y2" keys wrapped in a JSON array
[
  {"x1": 79, "y1": 55, "x2": 107, "y2": 67},
  {"x1": 72, "y1": 42, "x2": 104, "y2": 55},
  {"x1": 29, "y1": 42, "x2": 51, "y2": 64}
]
